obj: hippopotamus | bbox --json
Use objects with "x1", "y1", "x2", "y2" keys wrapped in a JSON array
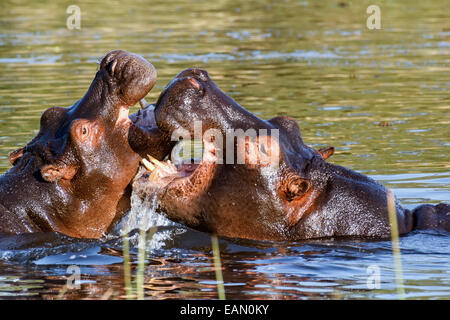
[
  {"x1": 0, "y1": 50, "x2": 172, "y2": 238},
  {"x1": 133, "y1": 68, "x2": 450, "y2": 241}
]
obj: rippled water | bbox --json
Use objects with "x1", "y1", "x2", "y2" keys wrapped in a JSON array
[{"x1": 0, "y1": 0, "x2": 449, "y2": 299}]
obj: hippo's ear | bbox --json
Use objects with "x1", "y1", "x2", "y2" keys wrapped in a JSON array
[
  {"x1": 41, "y1": 164, "x2": 78, "y2": 182},
  {"x1": 317, "y1": 146, "x2": 334, "y2": 160},
  {"x1": 8, "y1": 147, "x2": 24, "y2": 166}
]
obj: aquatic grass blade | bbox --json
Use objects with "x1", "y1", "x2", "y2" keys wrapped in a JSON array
[
  {"x1": 136, "y1": 226, "x2": 146, "y2": 300},
  {"x1": 136, "y1": 225, "x2": 157, "y2": 300},
  {"x1": 387, "y1": 189, "x2": 405, "y2": 300},
  {"x1": 122, "y1": 232, "x2": 134, "y2": 299},
  {"x1": 211, "y1": 235, "x2": 226, "y2": 300}
]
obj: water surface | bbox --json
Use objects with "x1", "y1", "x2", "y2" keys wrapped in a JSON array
[{"x1": 0, "y1": 0, "x2": 448, "y2": 299}]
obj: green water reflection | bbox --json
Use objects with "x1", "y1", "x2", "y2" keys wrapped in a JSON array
[{"x1": 0, "y1": 0, "x2": 448, "y2": 300}]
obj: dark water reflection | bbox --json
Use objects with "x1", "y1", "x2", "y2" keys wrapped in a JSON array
[
  {"x1": 0, "y1": 227, "x2": 449, "y2": 299},
  {"x1": 0, "y1": 0, "x2": 449, "y2": 299}
]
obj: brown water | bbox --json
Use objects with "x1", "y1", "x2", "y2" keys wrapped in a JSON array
[{"x1": 0, "y1": 0, "x2": 449, "y2": 299}]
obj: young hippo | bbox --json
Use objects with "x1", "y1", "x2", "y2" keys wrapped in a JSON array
[
  {"x1": 133, "y1": 68, "x2": 450, "y2": 241},
  {"x1": 0, "y1": 50, "x2": 172, "y2": 238}
]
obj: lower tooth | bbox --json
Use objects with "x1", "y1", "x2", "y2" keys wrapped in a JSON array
[{"x1": 142, "y1": 158, "x2": 155, "y2": 171}]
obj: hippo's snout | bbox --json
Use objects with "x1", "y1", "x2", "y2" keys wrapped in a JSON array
[
  {"x1": 100, "y1": 50, "x2": 157, "y2": 107},
  {"x1": 175, "y1": 68, "x2": 210, "y2": 82}
]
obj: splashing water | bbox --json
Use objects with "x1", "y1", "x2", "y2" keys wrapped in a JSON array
[
  {"x1": 112, "y1": 191, "x2": 174, "y2": 235},
  {"x1": 108, "y1": 189, "x2": 180, "y2": 251}
]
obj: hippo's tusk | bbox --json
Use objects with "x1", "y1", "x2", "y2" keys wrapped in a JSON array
[
  {"x1": 147, "y1": 154, "x2": 165, "y2": 168},
  {"x1": 142, "y1": 158, "x2": 155, "y2": 171},
  {"x1": 147, "y1": 155, "x2": 177, "y2": 175},
  {"x1": 139, "y1": 98, "x2": 148, "y2": 109},
  {"x1": 145, "y1": 156, "x2": 173, "y2": 182}
]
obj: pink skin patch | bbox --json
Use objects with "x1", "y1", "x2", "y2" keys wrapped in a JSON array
[
  {"x1": 176, "y1": 162, "x2": 199, "y2": 178},
  {"x1": 116, "y1": 106, "x2": 131, "y2": 127}
]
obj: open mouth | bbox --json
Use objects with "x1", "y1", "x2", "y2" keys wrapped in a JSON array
[
  {"x1": 129, "y1": 97, "x2": 210, "y2": 190},
  {"x1": 128, "y1": 99, "x2": 157, "y2": 129},
  {"x1": 141, "y1": 154, "x2": 200, "y2": 184},
  {"x1": 116, "y1": 98, "x2": 157, "y2": 130},
  {"x1": 137, "y1": 136, "x2": 218, "y2": 191},
  {"x1": 118, "y1": 99, "x2": 147, "y2": 128},
  {"x1": 138, "y1": 134, "x2": 215, "y2": 189}
]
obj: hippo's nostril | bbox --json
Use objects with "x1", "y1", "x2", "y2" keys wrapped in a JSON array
[
  {"x1": 188, "y1": 77, "x2": 201, "y2": 90},
  {"x1": 100, "y1": 50, "x2": 119, "y2": 70},
  {"x1": 107, "y1": 59, "x2": 117, "y2": 77}
]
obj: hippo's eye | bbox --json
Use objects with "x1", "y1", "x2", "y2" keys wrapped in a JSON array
[
  {"x1": 79, "y1": 124, "x2": 90, "y2": 137},
  {"x1": 70, "y1": 119, "x2": 101, "y2": 147}
]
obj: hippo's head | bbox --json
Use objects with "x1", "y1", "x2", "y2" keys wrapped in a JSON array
[
  {"x1": 133, "y1": 68, "x2": 413, "y2": 241},
  {"x1": 11, "y1": 50, "x2": 157, "y2": 174},
  {"x1": 1, "y1": 50, "x2": 170, "y2": 238}
]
